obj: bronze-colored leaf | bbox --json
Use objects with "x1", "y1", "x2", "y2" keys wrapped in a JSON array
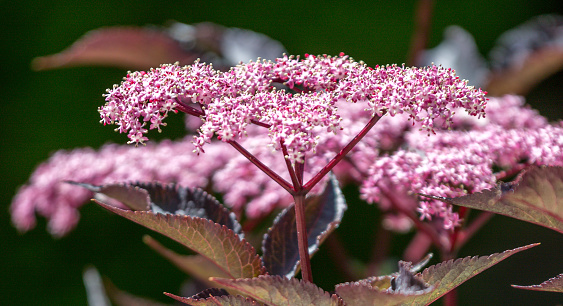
[
  {"x1": 143, "y1": 235, "x2": 231, "y2": 287},
  {"x1": 164, "y1": 290, "x2": 259, "y2": 305},
  {"x1": 512, "y1": 273, "x2": 563, "y2": 293},
  {"x1": 335, "y1": 261, "x2": 434, "y2": 306},
  {"x1": 96, "y1": 201, "x2": 265, "y2": 279},
  {"x1": 211, "y1": 275, "x2": 344, "y2": 306},
  {"x1": 410, "y1": 243, "x2": 540, "y2": 305}
]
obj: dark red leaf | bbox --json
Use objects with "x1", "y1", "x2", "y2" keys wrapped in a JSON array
[{"x1": 31, "y1": 27, "x2": 196, "y2": 71}]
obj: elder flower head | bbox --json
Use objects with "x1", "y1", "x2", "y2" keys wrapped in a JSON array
[{"x1": 100, "y1": 54, "x2": 487, "y2": 164}]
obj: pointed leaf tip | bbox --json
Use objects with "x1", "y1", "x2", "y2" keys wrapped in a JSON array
[
  {"x1": 67, "y1": 181, "x2": 151, "y2": 211},
  {"x1": 412, "y1": 243, "x2": 540, "y2": 304},
  {"x1": 75, "y1": 181, "x2": 242, "y2": 234},
  {"x1": 512, "y1": 273, "x2": 563, "y2": 293},
  {"x1": 164, "y1": 290, "x2": 259, "y2": 305}
]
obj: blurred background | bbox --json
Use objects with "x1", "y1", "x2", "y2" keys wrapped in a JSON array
[{"x1": 2, "y1": 1, "x2": 562, "y2": 305}]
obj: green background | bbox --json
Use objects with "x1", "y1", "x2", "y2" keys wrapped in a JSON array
[{"x1": 2, "y1": 1, "x2": 562, "y2": 305}]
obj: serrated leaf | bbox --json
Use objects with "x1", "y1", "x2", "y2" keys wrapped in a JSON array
[
  {"x1": 164, "y1": 289, "x2": 260, "y2": 305},
  {"x1": 211, "y1": 275, "x2": 344, "y2": 306},
  {"x1": 335, "y1": 244, "x2": 537, "y2": 305},
  {"x1": 95, "y1": 201, "x2": 265, "y2": 279},
  {"x1": 143, "y1": 235, "x2": 231, "y2": 286},
  {"x1": 512, "y1": 273, "x2": 563, "y2": 293},
  {"x1": 409, "y1": 243, "x2": 540, "y2": 305},
  {"x1": 74, "y1": 181, "x2": 242, "y2": 235},
  {"x1": 420, "y1": 166, "x2": 563, "y2": 234},
  {"x1": 262, "y1": 174, "x2": 347, "y2": 278},
  {"x1": 335, "y1": 280, "x2": 431, "y2": 306},
  {"x1": 335, "y1": 262, "x2": 434, "y2": 306},
  {"x1": 31, "y1": 27, "x2": 196, "y2": 71}
]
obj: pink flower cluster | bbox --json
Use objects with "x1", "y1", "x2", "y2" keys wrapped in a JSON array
[
  {"x1": 10, "y1": 138, "x2": 233, "y2": 236},
  {"x1": 359, "y1": 96, "x2": 563, "y2": 230},
  {"x1": 100, "y1": 54, "x2": 487, "y2": 164},
  {"x1": 11, "y1": 93, "x2": 562, "y2": 236}
]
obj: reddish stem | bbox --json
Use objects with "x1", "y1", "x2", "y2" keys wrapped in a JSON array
[
  {"x1": 294, "y1": 193, "x2": 313, "y2": 282},
  {"x1": 406, "y1": 0, "x2": 435, "y2": 66},
  {"x1": 228, "y1": 140, "x2": 294, "y2": 193},
  {"x1": 403, "y1": 231, "x2": 433, "y2": 263},
  {"x1": 448, "y1": 206, "x2": 469, "y2": 253},
  {"x1": 304, "y1": 114, "x2": 384, "y2": 192},
  {"x1": 175, "y1": 98, "x2": 205, "y2": 117},
  {"x1": 326, "y1": 234, "x2": 359, "y2": 280},
  {"x1": 281, "y1": 140, "x2": 301, "y2": 189},
  {"x1": 453, "y1": 212, "x2": 494, "y2": 251},
  {"x1": 495, "y1": 164, "x2": 527, "y2": 180},
  {"x1": 382, "y1": 188, "x2": 448, "y2": 250},
  {"x1": 367, "y1": 226, "x2": 392, "y2": 277}
]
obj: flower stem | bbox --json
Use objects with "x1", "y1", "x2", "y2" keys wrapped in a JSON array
[
  {"x1": 407, "y1": 0, "x2": 435, "y2": 66},
  {"x1": 304, "y1": 114, "x2": 384, "y2": 192},
  {"x1": 228, "y1": 140, "x2": 294, "y2": 193},
  {"x1": 281, "y1": 140, "x2": 301, "y2": 189},
  {"x1": 293, "y1": 193, "x2": 313, "y2": 282}
]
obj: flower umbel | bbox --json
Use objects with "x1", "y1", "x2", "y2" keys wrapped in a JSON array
[
  {"x1": 99, "y1": 54, "x2": 487, "y2": 165},
  {"x1": 98, "y1": 53, "x2": 488, "y2": 283}
]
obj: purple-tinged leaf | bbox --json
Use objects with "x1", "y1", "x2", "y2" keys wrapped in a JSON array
[
  {"x1": 336, "y1": 244, "x2": 537, "y2": 305},
  {"x1": 409, "y1": 243, "x2": 540, "y2": 305},
  {"x1": 420, "y1": 166, "x2": 563, "y2": 234},
  {"x1": 512, "y1": 273, "x2": 563, "y2": 293},
  {"x1": 164, "y1": 289, "x2": 259, "y2": 305},
  {"x1": 74, "y1": 181, "x2": 242, "y2": 235},
  {"x1": 211, "y1": 275, "x2": 344, "y2": 306},
  {"x1": 487, "y1": 14, "x2": 563, "y2": 95},
  {"x1": 335, "y1": 261, "x2": 434, "y2": 306},
  {"x1": 31, "y1": 27, "x2": 196, "y2": 71},
  {"x1": 143, "y1": 235, "x2": 231, "y2": 287},
  {"x1": 96, "y1": 201, "x2": 265, "y2": 279},
  {"x1": 261, "y1": 174, "x2": 347, "y2": 278}
]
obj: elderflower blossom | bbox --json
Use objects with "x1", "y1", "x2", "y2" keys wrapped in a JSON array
[
  {"x1": 99, "y1": 54, "x2": 487, "y2": 164},
  {"x1": 359, "y1": 96, "x2": 563, "y2": 231}
]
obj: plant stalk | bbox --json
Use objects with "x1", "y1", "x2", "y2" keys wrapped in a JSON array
[
  {"x1": 304, "y1": 114, "x2": 383, "y2": 192},
  {"x1": 294, "y1": 193, "x2": 313, "y2": 282}
]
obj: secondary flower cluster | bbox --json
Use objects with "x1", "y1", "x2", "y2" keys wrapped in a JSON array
[
  {"x1": 100, "y1": 54, "x2": 487, "y2": 164},
  {"x1": 359, "y1": 96, "x2": 563, "y2": 230}
]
